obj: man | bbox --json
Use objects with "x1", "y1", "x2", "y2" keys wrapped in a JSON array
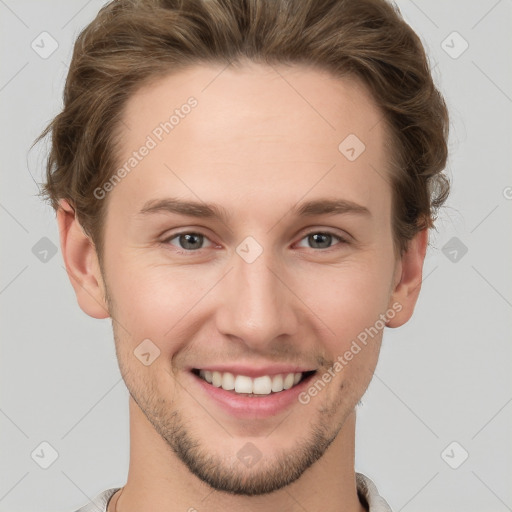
[{"x1": 37, "y1": 0, "x2": 449, "y2": 510}]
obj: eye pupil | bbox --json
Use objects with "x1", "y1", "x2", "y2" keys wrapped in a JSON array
[
  {"x1": 180, "y1": 233, "x2": 203, "y2": 250},
  {"x1": 309, "y1": 233, "x2": 332, "y2": 249}
]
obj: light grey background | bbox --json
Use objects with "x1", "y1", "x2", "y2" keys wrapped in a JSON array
[{"x1": 1, "y1": 0, "x2": 511, "y2": 511}]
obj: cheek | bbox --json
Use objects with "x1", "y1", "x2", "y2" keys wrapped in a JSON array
[
  {"x1": 295, "y1": 258, "x2": 393, "y2": 346},
  {"x1": 106, "y1": 257, "x2": 217, "y2": 347}
]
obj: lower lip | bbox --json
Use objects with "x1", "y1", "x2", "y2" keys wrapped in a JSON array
[{"x1": 189, "y1": 371, "x2": 316, "y2": 419}]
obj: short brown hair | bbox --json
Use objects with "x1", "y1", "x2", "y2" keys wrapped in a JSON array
[{"x1": 35, "y1": 0, "x2": 449, "y2": 264}]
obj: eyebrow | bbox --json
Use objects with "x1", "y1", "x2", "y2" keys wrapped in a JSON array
[{"x1": 138, "y1": 197, "x2": 371, "y2": 221}]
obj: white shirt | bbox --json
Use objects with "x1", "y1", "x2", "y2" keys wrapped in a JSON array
[{"x1": 73, "y1": 473, "x2": 392, "y2": 511}]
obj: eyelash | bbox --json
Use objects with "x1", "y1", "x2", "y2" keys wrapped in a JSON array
[{"x1": 161, "y1": 230, "x2": 349, "y2": 255}]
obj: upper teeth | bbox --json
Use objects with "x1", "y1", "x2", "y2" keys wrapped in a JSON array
[{"x1": 199, "y1": 370, "x2": 302, "y2": 394}]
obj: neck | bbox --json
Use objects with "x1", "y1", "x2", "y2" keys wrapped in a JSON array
[{"x1": 110, "y1": 397, "x2": 366, "y2": 512}]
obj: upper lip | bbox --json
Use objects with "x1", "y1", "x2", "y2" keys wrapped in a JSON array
[{"x1": 190, "y1": 364, "x2": 316, "y2": 378}]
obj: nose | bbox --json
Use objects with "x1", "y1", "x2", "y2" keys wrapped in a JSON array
[{"x1": 215, "y1": 244, "x2": 299, "y2": 351}]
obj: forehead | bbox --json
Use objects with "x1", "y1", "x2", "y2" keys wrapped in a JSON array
[{"x1": 111, "y1": 62, "x2": 391, "y2": 223}]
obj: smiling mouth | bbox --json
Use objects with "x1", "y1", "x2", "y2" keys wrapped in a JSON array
[{"x1": 191, "y1": 368, "x2": 317, "y2": 396}]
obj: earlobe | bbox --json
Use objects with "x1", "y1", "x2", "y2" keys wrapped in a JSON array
[
  {"x1": 57, "y1": 199, "x2": 110, "y2": 319},
  {"x1": 386, "y1": 229, "x2": 428, "y2": 328}
]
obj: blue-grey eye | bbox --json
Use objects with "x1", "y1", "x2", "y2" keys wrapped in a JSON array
[
  {"x1": 296, "y1": 232, "x2": 344, "y2": 250},
  {"x1": 168, "y1": 233, "x2": 211, "y2": 251}
]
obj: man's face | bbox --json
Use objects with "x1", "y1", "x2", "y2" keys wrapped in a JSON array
[{"x1": 99, "y1": 62, "x2": 401, "y2": 494}]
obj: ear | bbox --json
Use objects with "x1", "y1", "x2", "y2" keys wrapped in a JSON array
[
  {"x1": 56, "y1": 199, "x2": 110, "y2": 319},
  {"x1": 386, "y1": 228, "x2": 428, "y2": 328}
]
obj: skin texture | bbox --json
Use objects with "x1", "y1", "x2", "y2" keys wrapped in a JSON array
[{"x1": 57, "y1": 62, "x2": 427, "y2": 512}]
